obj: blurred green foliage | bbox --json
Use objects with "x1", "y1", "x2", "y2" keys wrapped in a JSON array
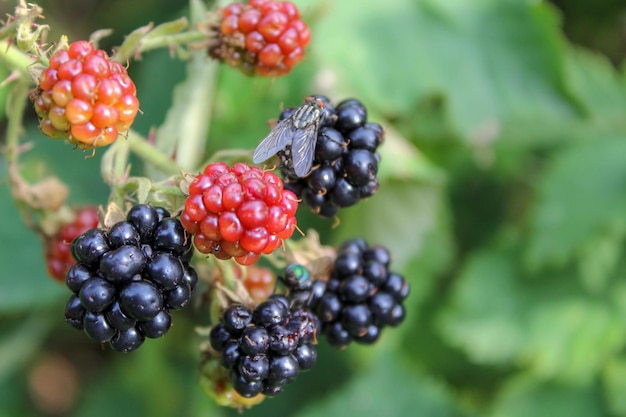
[{"x1": 1, "y1": 0, "x2": 626, "y2": 416}]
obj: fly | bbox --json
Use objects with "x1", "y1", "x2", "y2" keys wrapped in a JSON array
[
  {"x1": 252, "y1": 96, "x2": 325, "y2": 178},
  {"x1": 278, "y1": 257, "x2": 332, "y2": 309},
  {"x1": 279, "y1": 263, "x2": 314, "y2": 309}
]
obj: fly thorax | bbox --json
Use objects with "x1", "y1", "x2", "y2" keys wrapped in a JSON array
[{"x1": 293, "y1": 103, "x2": 322, "y2": 129}]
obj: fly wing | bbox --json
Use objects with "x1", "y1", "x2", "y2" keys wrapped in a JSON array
[
  {"x1": 252, "y1": 119, "x2": 294, "y2": 163},
  {"x1": 290, "y1": 124, "x2": 318, "y2": 177}
]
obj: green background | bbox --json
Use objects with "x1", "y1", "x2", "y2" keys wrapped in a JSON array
[{"x1": 1, "y1": 0, "x2": 626, "y2": 416}]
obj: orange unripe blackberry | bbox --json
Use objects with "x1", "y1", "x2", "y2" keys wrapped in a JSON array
[{"x1": 33, "y1": 41, "x2": 139, "y2": 150}]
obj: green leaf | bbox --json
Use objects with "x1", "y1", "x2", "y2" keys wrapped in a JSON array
[
  {"x1": 564, "y1": 48, "x2": 626, "y2": 122},
  {"x1": 334, "y1": 179, "x2": 448, "y2": 271},
  {"x1": 438, "y1": 242, "x2": 526, "y2": 364},
  {"x1": 497, "y1": 45, "x2": 626, "y2": 149},
  {"x1": 307, "y1": 0, "x2": 579, "y2": 139},
  {"x1": 377, "y1": 125, "x2": 446, "y2": 183},
  {"x1": 524, "y1": 297, "x2": 624, "y2": 383},
  {"x1": 525, "y1": 137, "x2": 626, "y2": 273},
  {"x1": 440, "y1": 236, "x2": 625, "y2": 383},
  {"x1": 488, "y1": 376, "x2": 603, "y2": 417},
  {"x1": 602, "y1": 355, "x2": 626, "y2": 416},
  {"x1": 294, "y1": 357, "x2": 465, "y2": 417}
]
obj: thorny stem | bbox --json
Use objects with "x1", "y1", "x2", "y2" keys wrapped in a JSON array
[
  {"x1": 0, "y1": 41, "x2": 33, "y2": 80},
  {"x1": 5, "y1": 80, "x2": 45, "y2": 234},
  {"x1": 5, "y1": 83, "x2": 29, "y2": 166}
]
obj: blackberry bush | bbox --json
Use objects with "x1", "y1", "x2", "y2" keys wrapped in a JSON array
[
  {"x1": 64, "y1": 204, "x2": 197, "y2": 352},
  {"x1": 277, "y1": 95, "x2": 384, "y2": 217},
  {"x1": 209, "y1": 0, "x2": 311, "y2": 77},
  {"x1": 181, "y1": 162, "x2": 299, "y2": 266},
  {"x1": 32, "y1": 40, "x2": 140, "y2": 150},
  {"x1": 2, "y1": 2, "x2": 418, "y2": 412},
  {"x1": 310, "y1": 238, "x2": 409, "y2": 349}
]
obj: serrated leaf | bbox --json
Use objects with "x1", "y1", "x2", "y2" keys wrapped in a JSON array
[
  {"x1": 440, "y1": 236, "x2": 626, "y2": 383},
  {"x1": 438, "y1": 244, "x2": 526, "y2": 364},
  {"x1": 523, "y1": 298, "x2": 624, "y2": 383},
  {"x1": 333, "y1": 179, "x2": 447, "y2": 270},
  {"x1": 564, "y1": 48, "x2": 626, "y2": 122},
  {"x1": 525, "y1": 137, "x2": 626, "y2": 271},
  {"x1": 294, "y1": 357, "x2": 465, "y2": 417},
  {"x1": 498, "y1": 45, "x2": 626, "y2": 147},
  {"x1": 489, "y1": 376, "x2": 602, "y2": 417},
  {"x1": 306, "y1": 0, "x2": 579, "y2": 139},
  {"x1": 602, "y1": 355, "x2": 626, "y2": 416},
  {"x1": 377, "y1": 125, "x2": 445, "y2": 183},
  {"x1": 576, "y1": 222, "x2": 625, "y2": 293}
]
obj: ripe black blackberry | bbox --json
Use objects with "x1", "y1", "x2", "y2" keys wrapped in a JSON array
[
  {"x1": 278, "y1": 95, "x2": 384, "y2": 217},
  {"x1": 309, "y1": 238, "x2": 410, "y2": 349},
  {"x1": 64, "y1": 204, "x2": 197, "y2": 353},
  {"x1": 208, "y1": 298, "x2": 319, "y2": 398}
]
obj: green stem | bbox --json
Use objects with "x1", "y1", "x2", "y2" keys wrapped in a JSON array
[
  {"x1": 5, "y1": 81, "x2": 45, "y2": 234},
  {"x1": 137, "y1": 31, "x2": 207, "y2": 54},
  {"x1": 5, "y1": 82, "x2": 29, "y2": 168},
  {"x1": 125, "y1": 130, "x2": 181, "y2": 176},
  {"x1": 0, "y1": 41, "x2": 35, "y2": 80}
]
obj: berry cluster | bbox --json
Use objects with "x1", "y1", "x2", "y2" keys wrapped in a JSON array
[
  {"x1": 209, "y1": 297, "x2": 319, "y2": 398},
  {"x1": 209, "y1": 0, "x2": 311, "y2": 77},
  {"x1": 181, "y1": 162, "x2": 298, "y2": 266},
  {"x1": 279, "y1": 96, "x2": 384, "y2": 218},
  {"x1": 45, "y1": 206, "x2": 99, "y2": 282},
  {"x1": 33, "y1": 40, "x2": 139, "y2": 150},
  {"x1": 64, "y1": 204, "x2": 197, "y2": 352},
  {"x1": 309, "y1": 238, "x2": 409, "y2": 349}
]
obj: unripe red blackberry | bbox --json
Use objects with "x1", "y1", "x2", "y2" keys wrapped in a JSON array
[
  {"x1": 32, "y1": 40, "x2": 139, "y2": 150},
  {"x1": 310, "y1": 238, "x2": 409, "y2": 349},
  {"x1": 238, "y1": 265, "x2": 277, "y2": 304},
  {"x1": 45, "y1": 206, "x2": 99, "y2": 282},
  {"x1": 209, "y1": 0, "x2": 311, "y2": 77},
  {"x1": 181, "y1": 162, "x2": 299, "y2": 266},
  {"x1": 276, "y1": 96, "x2": 384, "y2": 217},
  {"x1": 64, "y1": 204, "x2": 196, "y2": 352}
]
